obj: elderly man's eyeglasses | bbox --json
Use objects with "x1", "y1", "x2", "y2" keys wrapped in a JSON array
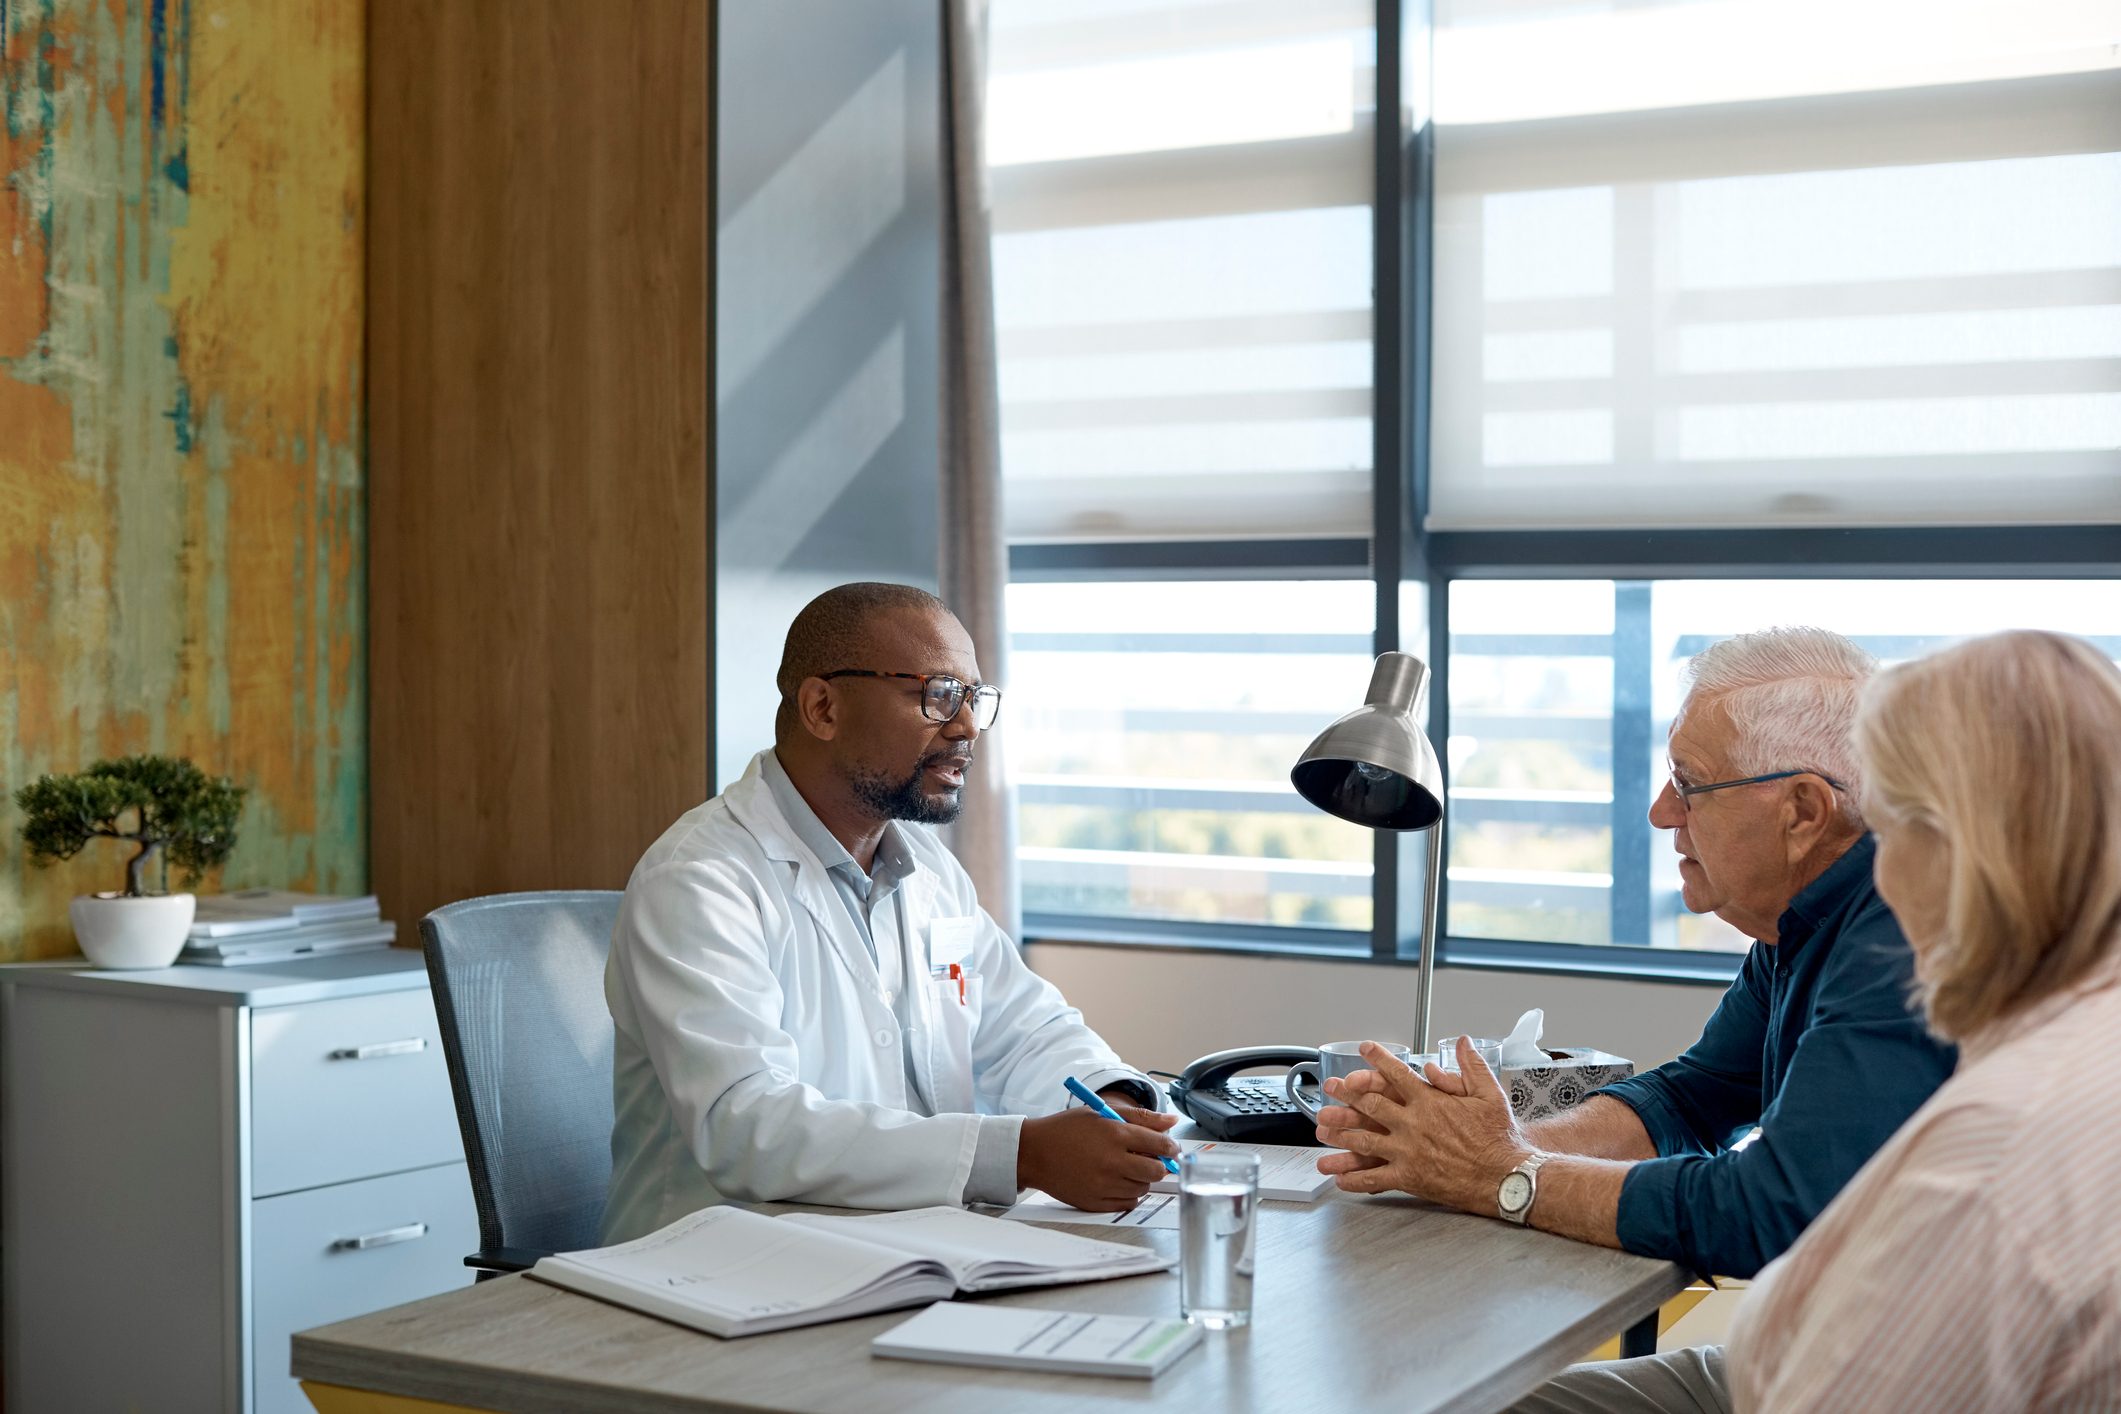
[
  {"x1": 818, "y1": 670, "x2": 1003, "y2": 730},
  {"x1": 1668, "y1": 768, "x2": 1847, "y2": 810}
]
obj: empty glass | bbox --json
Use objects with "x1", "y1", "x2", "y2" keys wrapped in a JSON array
[
  {"x1": 1179, "y1": 1149, "x2": 1258, "y2": 1329},
  {"x1": 1434, "y1": 1035, "x2": 1506, "y2": 1076}
]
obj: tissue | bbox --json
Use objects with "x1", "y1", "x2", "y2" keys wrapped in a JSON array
[{"x1": 1500, "y1": 1008, "x2": 1549, "y2": 1067}]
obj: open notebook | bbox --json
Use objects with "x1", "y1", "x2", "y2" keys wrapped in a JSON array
[{"x1": 529, "y1": 1205, "x2": 1172, "y2": 1338}]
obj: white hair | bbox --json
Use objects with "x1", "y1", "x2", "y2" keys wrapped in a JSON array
[{"x1": 1683, "y1": 626, "x2": 1877, "y2": 826}]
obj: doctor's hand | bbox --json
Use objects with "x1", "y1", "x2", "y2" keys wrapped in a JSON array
[
  {"x1": 1018, "y1": 1103, "x2": 1180, "y2": 1212},
  {"x1": 1312, "y1": 1039, "x2": 1532, "y2": 1215}
]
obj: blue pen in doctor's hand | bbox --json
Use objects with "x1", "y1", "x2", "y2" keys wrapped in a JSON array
[{"x1": 1063, "y1": 1075, "x2": 1181, "y2": 1174}]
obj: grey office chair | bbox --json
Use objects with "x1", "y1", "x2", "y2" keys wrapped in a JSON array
[{"x1": 421, "y1": 890, "x2": 621, "y2": 1278}]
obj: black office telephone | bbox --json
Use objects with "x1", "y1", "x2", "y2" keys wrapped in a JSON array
[{"x1": 1165, "y1": 1045, "x2": 1323, "y2": 1146}]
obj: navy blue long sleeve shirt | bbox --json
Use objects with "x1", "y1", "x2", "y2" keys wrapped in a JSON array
[{"x1": 1597, "y1": 835, "x2": 1956, "y2": 1279}]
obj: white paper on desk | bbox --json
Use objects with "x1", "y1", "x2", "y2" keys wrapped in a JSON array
[
  {"x1": 1149, "y1": 1139, "x2": 1333, "y2": 1202},
  {"x1": 989, "y1": 1191, "x2": 1182, "y2": 1230}
]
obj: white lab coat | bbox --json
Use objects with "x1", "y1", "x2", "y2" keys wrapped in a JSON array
[{"x1": 600, "y1": 751, "x2": 1155, "y2": 1242}]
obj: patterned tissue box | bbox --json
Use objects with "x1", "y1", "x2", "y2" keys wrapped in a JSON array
[{"x1": 1500, "y1": 1048, "x2": 1635, "y2": 1122}]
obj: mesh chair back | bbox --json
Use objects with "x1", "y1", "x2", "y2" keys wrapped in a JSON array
[{"x1": 422, "y1": 891, "x2": 620, "y2": 1265}]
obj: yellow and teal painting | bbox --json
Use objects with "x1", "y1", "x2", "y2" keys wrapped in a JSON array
[{"x1": 1, "y1": 0, "x2": 364, "y2": 959}]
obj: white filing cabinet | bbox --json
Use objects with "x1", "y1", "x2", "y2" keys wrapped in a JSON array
[{"x1": 1, "y1": 950, "x2": 478, "y2": 1413}]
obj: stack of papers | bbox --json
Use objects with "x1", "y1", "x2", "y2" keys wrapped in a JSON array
[
  {"x1": 528, "y1": 1205, "x2": 1173, "y2": 1339},
  {"x1": 992, "y1": 1141, "x2": 1333, "y2": 1229},
  {"x1": 182, "y1": 891, "x2": 395, "y2": 966},
  {"x1": 1151, "y1": 1140, "x2": 1335, "y2": 1201}
]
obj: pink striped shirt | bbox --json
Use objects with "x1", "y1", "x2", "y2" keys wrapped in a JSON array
[{"x1": 1727, "y1": 953, "x2": 2121, "y2": 1412}]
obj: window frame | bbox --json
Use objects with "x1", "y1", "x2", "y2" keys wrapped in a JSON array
[{"x1": 1005, "y1": 0, "x2": 2121, "y2": 982}]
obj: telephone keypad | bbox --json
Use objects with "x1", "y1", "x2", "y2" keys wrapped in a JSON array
[{"x1": 1206, "y1": 1078, "x2": 1299, "y2": 1114}]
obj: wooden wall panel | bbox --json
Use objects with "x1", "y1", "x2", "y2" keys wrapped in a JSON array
[{"x1": 366, "y1": 0, "x2": 711, "y2": 934}]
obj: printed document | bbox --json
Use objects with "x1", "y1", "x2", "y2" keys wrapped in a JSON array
[{"x1": 988, "y1": 1190, "x2": 1183, "y2": 1230}]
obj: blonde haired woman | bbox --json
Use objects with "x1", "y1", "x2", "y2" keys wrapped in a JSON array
[{"x1": 1727, "y1": 630, "x2": 2121, "y2": 1410}]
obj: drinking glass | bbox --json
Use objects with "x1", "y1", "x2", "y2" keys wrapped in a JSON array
[
  {"x1": 1434, "y1": 1035, "x2": 1506, "y2": 1075},
  {"x1": 1179, "y1": 1149, "x2": 1258, "y2": 1329}
]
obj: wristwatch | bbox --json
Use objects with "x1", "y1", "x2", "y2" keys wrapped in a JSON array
[{"x1": 1498, "y1": 1152, "x2": 1549, "y2": 1225}]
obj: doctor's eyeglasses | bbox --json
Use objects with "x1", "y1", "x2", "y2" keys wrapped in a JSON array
[{"x1": 818, "y1": 670, "x2": 1003, "y2": 730}]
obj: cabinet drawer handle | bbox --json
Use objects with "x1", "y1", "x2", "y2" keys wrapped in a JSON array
[
  {"x1": 333, "y1": 1222, "x2": 429, "y2": 1252},
  {"x1": 329, "y1": 1037, "x2": 427, "y2": 1061}
]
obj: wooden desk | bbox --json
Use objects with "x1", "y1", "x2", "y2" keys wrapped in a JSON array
[{"x1": 293, "y1": 1190, "x2": 1688, "y2": 1414}]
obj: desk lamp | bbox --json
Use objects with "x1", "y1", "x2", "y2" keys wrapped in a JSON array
[{"x1": 1290, "y1": 651, "x2": 1446, "y2": 1051}]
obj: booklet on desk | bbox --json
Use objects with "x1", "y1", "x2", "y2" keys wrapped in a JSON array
[
  {"x1": 527, "y1": 1205, "x2": 1173, "y2": 1339},
  {"x1": 874, "y1": 1302, "x2": 1203, "y2": 1379}
]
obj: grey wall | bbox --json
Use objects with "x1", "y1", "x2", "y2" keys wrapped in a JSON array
[
  {"x1": 1028, "y1": 944, "x2": 1725, "y2": 1079},
  {"x1": 715, "y1": 0, "x2": 943, "y2": 789}
]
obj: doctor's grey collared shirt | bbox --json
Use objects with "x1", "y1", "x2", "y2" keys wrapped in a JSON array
[{"x1": 761, "y1": 750, "x2": 1021, "y2": 1206}]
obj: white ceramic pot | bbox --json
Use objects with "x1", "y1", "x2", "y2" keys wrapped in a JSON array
[{"x1": 69, "y1": 892, "x2": 196, "y2": 970}]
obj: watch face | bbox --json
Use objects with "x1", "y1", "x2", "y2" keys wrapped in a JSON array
[{"x1": 1500, "y1": 1172, "x2": 1533, "y2": 1211}]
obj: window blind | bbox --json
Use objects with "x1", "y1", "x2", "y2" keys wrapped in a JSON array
[
  {"x1": 1426, "y1": 0, "x2": 2121, "y2": 531},
  {"x1": 988, "y1": 0, "x2": 1379, "y2": 543}
]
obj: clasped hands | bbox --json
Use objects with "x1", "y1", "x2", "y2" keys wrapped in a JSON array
[{"x1": 1314, "y1": 1038, "x2": 1534, "y2": 1218}]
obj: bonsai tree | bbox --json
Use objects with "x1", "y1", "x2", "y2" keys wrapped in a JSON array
[{"x1": 16, "y1": 755, "x2": 246, "y2": 898}]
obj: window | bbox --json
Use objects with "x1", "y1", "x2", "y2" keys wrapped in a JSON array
[
  {"x1": 1009, "y1": 581, "x2": 1377, "y2": 941},
  {"x1": 988, "y1": 0, "x2": 2121, "y2": 973},
  {"x1": 989, "y1": 0, "x2": 1389, "y2": 955},
  {"x1": 1448, "y1": 579, "x2": 2121, "y2": 955}
]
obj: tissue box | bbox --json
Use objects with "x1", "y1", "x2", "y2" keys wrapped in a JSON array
[{"x1": 1499, "y1": 1048, "x2": 1635, "y2": 1122}]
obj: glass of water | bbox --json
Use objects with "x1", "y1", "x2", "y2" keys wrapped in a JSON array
[{"x1": 1179, "y1": 1149, "x2": 1258, "y2": 1329}]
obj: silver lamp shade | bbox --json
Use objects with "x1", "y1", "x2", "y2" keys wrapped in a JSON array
[
  {"x1": 1291, "y1": 652, "x2": 1445, "y2": 830},
  {"x1": 1290, "y1": 651, "x2": 1446, "y2": 1050}
]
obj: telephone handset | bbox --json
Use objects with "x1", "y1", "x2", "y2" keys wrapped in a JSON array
[{"x1": 1165, "y1": 1045, "x2": 1323, "y2": 1146}]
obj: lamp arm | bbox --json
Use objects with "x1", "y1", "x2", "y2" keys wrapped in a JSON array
[{"x1": 1415, "y1": 823, "x2": 1443, "y2": 1053}]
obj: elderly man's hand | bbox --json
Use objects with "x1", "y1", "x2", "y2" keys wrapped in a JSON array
[
  {"x1": 1310, "y1": 1064, "x2": 1403, "y2": 1173},
  {"x1": 1311, "y1": 1039, "x2": 1533, "y2": 1215}
]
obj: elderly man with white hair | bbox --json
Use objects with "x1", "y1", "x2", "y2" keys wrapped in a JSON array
[{"x1": 1314, "y1": 628, "x2": 1956, "y2": 1315}]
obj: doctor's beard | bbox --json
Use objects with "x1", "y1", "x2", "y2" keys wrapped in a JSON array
[{"x1": 849, "y1": 747, "x2": 970, "y2": 825}]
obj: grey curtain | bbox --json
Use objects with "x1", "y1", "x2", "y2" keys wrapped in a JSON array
[{"x1": 938, "y1": 0, "x2": 1021, "y2": 941}]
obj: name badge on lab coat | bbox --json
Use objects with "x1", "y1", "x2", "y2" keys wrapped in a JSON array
[{"x1": 928, "y1": 916, "x2": 978, "y2": 969}]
